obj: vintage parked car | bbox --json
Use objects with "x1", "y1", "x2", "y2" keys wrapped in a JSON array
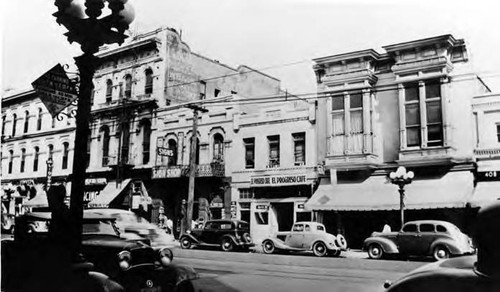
[
  {"x1": 261, "y1": 221, "x2": 348, "y2": 257},
  {"x1": 383, "y1": 202, "x2": 500, "y2": 292},
  {"x1": 179, "y1": 219, "x2": 254, "y2": 252},
  {"x1": 85, "y1": 208, "x2": 176, "y2": 248},
  {"x1": 363, "y1": 220, "x2": 475, "y2": 261},
  {"x1": 1, "y1": 212, "x2": 198, "y2": 292}
]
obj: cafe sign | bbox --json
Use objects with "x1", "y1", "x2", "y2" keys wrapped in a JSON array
[{"x1": 250, "y1": 174, "x2": 309, "y2": 187}]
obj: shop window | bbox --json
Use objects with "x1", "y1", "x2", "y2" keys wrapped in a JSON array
[
  {"x1": 37, "y1": 108, "x2": 43, "y2": 131},
  {"x1": 255, "y1": 212, "x2": 269, "y2": 225},
  {"x1": 62, "y1": 142, "x2": 69, "y2": 169},
  {"x1": 23, "y1": 111, "x2": 30, "y2": 134},
  {"x1": 268, "y1": 135, "x2": 280, "y2": 167},
  {"x1": 106, "y1": 79, "x2": 113, "y2": 102},
  {"x1": 124, "y1": 74, "x2": 132, "y2": 98},
  {"x1": 20, "y1": 148, "x2": 26, "y2": 173},
  {"x1": 33, "y1": 146, "x2": 40, "y2": 172},
  {"x1": 296, "y1": 212, "x2": 312, "y2": 222},
  {"x1": 213, "y1": 133, "x2": 224, "y2": 162},
  {"x1": 145, "y1": 69, "x2": 153, "y2": 95},
  {"x1": 244, "y1": 138, "x2": 255, "y2": 169},
  {"x1": 8, "y1": 150, "x2": 13, "y2": 174},
  {"x1": 12, "y1": 114, "x2": 17, "y2": 137},
  {"x1": 293, "y1": 132, "x2": 306, "y2": 166},
  {"x1": 240, "y1": 210, "x2": 250, "y2": 223}
]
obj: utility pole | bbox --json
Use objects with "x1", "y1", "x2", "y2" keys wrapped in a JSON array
[{"x1": 184, "y1": 104, "x2": 208, "y2": 234}]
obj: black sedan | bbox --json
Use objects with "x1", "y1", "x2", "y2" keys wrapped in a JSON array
[{"x1": 1, "y1": 212, "x2": 198, "y2": 292}]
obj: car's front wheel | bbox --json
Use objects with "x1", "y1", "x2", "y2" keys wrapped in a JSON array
[
  {"x1": 432, "y1": 245, "x2": 449, "y2": 261},
  {"x1": 221, "y1": 238, "x2": 234, "y2": 252},
  {"x1": 180, "y1": 237, "x2": 192, "y2": 249},
  {"x1": 262, "y1": 240, "x2": 275, "y2": 254},
  {"x1": 367, "y1": 243, "x2": 384, "y2": 259},
  {"x1": 312, "y1": 242, "x2": 328, "y2": 257}
]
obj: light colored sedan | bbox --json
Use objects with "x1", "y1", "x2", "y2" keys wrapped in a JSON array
[
  {"x1": 84, "y1": 208, "x2": 176, "y2": 248},
  {"x1": 262, "y1": 221, "x2": 347, "y2": 257}
]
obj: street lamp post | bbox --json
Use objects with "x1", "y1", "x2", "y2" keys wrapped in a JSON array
[
  {"x1": 389, "y1": 166, "x2": 414, "y2": 229},
  {"x1": 52, "y1": 0, "x2": 134, "y2": 256}
]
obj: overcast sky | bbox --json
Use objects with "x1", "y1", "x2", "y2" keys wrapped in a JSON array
[{"x1": 2, "y1": 0, "x2": 500, "y2": 96}]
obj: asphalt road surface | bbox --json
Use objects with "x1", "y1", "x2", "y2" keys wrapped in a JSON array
[{"x1": 173, "y1": 248, "x2": 428, "y2": 292}]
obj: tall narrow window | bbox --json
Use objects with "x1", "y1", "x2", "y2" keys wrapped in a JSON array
[
  {"x1": 48, "y1": 144, "x2": 54, "y2": 161},
  {"x1": 425, "y1": 80, "x2": 443, "y2": 147},
  {"x1": 37, "y1": 108, "x2": 43, "y2": 131},
  {"x1": 106, "y1": 79, "x2": 113, "y2": 102},
  {"x1": 121, "y1": 123, "x2": 130, "y2": 164},
  {"x1": 52, "y1": 116, "x2": 57, "y2": 128},
  {"x1": 23, "y1": 111, "x2": 30, "y2": 134},
  {"x1": 145, "y1": 69, "x2": 153, "y2": 95},
  {"x1": 124, "y1": 75, "x2": 132, "y2": 98},
  {"x1": 33, "y1": 146, "x2": 40, "y2": 172},
  {"x1": 404, "y1": 83, "x2": 421, "y2": 147},
  {"x1": 268, "y1": 135, "x2": 280, "y2": 167},
  {"x1": 86, "y1": 136, "x2": 91, "y2": 168},
  {"x1": 349, "y1": 93, "x2": 363, "y2": 153},
  {"x1": 331, "y1": 95, "x2": 345, "y2": 155},
  {"x1": 100, "y1": 126, "x2": 110, "y2": 166},
  {"x1": 213, "y1": 133, "x2": 224, "y2": 162},
  {"x1": 62, "y1": 142, "x2": 69, "y2": 169},
  {"x1": 2, "y1": 115, "x2": 6, "y2": 136},
  {"x1": 200, "y1": 81, "x2": 206, "y2": 100},
  {"x1": 20, "y1": 148, "x2": 26, "y2": 173},
  {"x1": 214, "y1": 88, "x2": 220, "y2": 97},
  {"x1": 497, "y1": 124, "x2": 500, "y2": 143},
  {"x1": 8, "y1": 150, "x2": 13, "y2": 174},
  {"x1": 293, "y1": 133, "x2": 306, "y2": 165},
  {"x1": 244, "y1": 138, "x2": 255, "y2": 169},
  {"x1": 141, "y1": 120, "x2": 151, "y2": 165},
  {"x1": 167, "y1": 139, "x2": 177, "y2": 166},
  {"x1": 12, "y1": 114, "x2": 17, "y2": 137}
]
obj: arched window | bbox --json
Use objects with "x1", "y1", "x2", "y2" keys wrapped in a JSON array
[
  {"x1": 62, "y1": 142, "x2": 69, "y2": 169},
  {"x1": 120, "y1": 123, "x2": 130, "y2": 164},
  {"x1": 213, "y1": 133, "x2": 224, "y2": 162},
  {"x1": 124, "y1": 74, "x2": 132, "y2": 98},
  {"x1": 145, "y1": 69, "x2": 153, "y2": 95},
  {"x1": 106, "y1": 79, "x2": 113, "y2": 102},
  {"x1": 36, "y1": 108, "x2": 43, "y2": 131},
  {"x1": 33, "y1": 146, "x2": 40, "y2": 172},
  {"x1": 141, "y1": 120, "x2": 151, "y2": 165},
  {"x1": 52, "y1": 116, "x2": 56, "y2": 128},
  {"x1": 48, "y1": 144, "x2": 54, "y2": 164},
  {"x1": 2, "y1": 115, "x2": 6, "y2": 137},
  {"x1": 167, "y1": 139, "x2": 177, "y2": 166},
  {"x1": 8, "y1": 150, "x2": 13, "y2": 174},
  {"x1": 23, "y1": 111, "x2": 30, "y2": 133},
  {"x1": 12, "y1": 114, "x2": 17, "y2": 137},
  {"x1": 20, "y1": 148, "x2": 26, "y2": 172},
  {"x1": 100, "y1": 126, "x2": 110, "y2": 166}
]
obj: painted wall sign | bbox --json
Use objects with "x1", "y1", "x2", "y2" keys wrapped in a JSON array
[{"x1": 250, "y1": 174, "x2": 309, "y2": 187}]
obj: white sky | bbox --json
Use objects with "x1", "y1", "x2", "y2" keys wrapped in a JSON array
[{"x1": 2, "y1": 0, "x2": 500, "y2": 95}]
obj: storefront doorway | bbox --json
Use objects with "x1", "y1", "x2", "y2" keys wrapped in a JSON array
[{"x1": 272, "y1": 202, "x2": 294, "y2": 231}]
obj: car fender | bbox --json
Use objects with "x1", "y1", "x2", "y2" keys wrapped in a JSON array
[
  {"x1": 180, "y1": 233, "x2": 201, "y2": 245},
  {"x1": 363, "y1": 237, "x2": 399, "y2": 253},
  {"x1": 263, "y1": 236, "x2": 292, "y2": 250},
  {"x1": 430, "y1": 239, "x2": 462, "y2": 255},
  {"x1": 221, "y1": 234, "x2": 238, "y2": 245}
]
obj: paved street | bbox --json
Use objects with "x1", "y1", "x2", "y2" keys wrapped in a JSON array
[{"x1": 172, "y1": 247, "x2": 427, "y2": 292}]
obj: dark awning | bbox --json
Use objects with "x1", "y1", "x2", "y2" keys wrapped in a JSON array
[
  {"x1": 305, "y1": 172, "x2": 474, "y2": 211},
  {"x1": 87, "y1": 179, "x2": 131, "y2": 208}
]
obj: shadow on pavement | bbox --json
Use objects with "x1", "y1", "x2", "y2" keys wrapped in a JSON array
[{"x1": 191, "y1": 277, "x2": 240, "y2": 292}]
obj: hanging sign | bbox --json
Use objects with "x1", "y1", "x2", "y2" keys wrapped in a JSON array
[{"x1": 32, "y1": 64, "x2": 78, "y2": 117}]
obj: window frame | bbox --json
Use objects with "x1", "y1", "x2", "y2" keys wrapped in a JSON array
[
  {"x1": 33, "y1": 146, "x2": 40, "y2": 172},
  {"x1": 243, "y1": 138, "x2": 255, "y2": 169},
  {"x1": 293, "y1": 132, "x2": 306, "y2": 166},
  {"x1": 62, "y1": 142, "x2": 69, "y2": 169},
  {"x1": 145, "y1": 69, "x2": 153, "y2": 95},
  {"x1": 267, "y1": 135, "x2": 280, "y2": 167}
]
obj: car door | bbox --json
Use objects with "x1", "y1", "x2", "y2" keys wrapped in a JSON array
[
  {"x1": 397, "y1": 223, "x2": 419, "y2": 255},
  {"x1": 302, "y1": 224, "x2": 316, "y2": 249},
  {"x1": 415, "y1": 223, "x2": 437, "y2": 255},
  {"x1": 286, "y1": 223, "x2": 305, "y2": 248},
  {"x1": 199, "y1": 221, "x2": 216, "y2": 244}
]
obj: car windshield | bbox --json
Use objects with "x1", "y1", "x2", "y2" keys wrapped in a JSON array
[{"x1": 82, "y1": 220, "x2": 120, "y2": 236}]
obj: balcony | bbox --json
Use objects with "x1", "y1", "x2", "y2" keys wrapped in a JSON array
[
  {"x1": 326, "y1": 133, "x2": 379, "y2": 170},
  {"x1": 152, "y1": 162, "x2": 226, "y2": 179},
  {"x1": 474, "y1": 147, "x2": 500, "y2": 160}
]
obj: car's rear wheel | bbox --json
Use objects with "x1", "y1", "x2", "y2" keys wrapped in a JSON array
[
  {"x1": 432, "y1": 245, "x2": 449, "y2": 261},
  {"x1": 221, "y1": 238, "x2": 234, "y2": 252},
  {"x1": 367, "y1": 243, "x2": 384, "y2": 259},
  {"x1": 312, "y1": 242, "x2": 328, "y2": 257},
  {"x1": 180, "y1": 237, "x2": 192, "y2": 249},
  {"x1": 262, "y1": 240, "x2": 275, "y2": 254}
]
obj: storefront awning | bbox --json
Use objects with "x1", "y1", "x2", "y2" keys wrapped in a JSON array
[
  {"x1": 469, "y1": 181, "x2": 500, "y2": 208},
  {"x1": 88, "y1": 179, "x2": 131, "y2": 208},
  {"x1": 305, "y1": 172, "x2": 474, "y2": 211}
]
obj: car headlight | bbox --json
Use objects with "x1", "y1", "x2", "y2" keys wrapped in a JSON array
[
  {"x1": 158, "y1": 248, "x2": 173, "y2": 266},
  {"x1": 117, "y1": 251, "x2": 131, "y2": 271}
]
